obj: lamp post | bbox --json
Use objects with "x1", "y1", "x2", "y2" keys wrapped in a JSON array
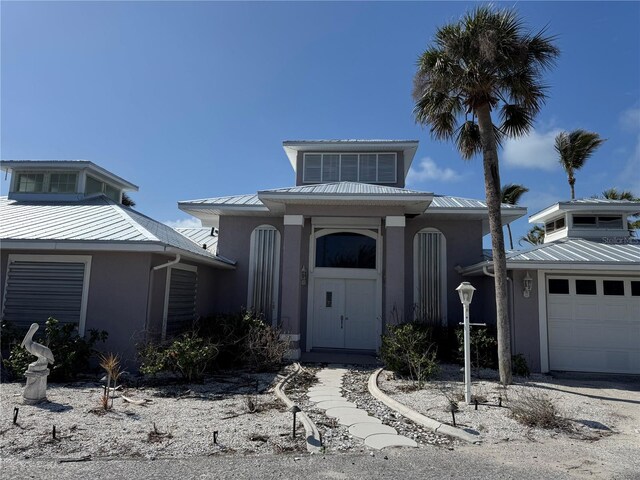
[{"x1": 456, "y1": 282, "x2": 476, "y2": 404}]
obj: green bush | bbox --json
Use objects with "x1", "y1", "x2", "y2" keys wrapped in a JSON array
[
  {"x1": 381, "y1": 322, "x2": 439, "y2": 386},
  {"x1": 3, "y1": 317, "x2": 108, "y2": 381},
  {"x1": 455, "y1": 326, "x2": 497, "y2": 370},
  {"x1": 512, "y1": 353, "x2": 530, "y2": 377},
  {"x1": 139, "y1": 333, "x2": 219, "y2": 382}
]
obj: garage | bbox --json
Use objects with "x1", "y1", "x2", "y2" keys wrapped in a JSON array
[{"x1": 546, "y1": 275, "x2": 640, "y2": 374}]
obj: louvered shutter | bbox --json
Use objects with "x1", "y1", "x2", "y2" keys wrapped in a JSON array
[
  {"x1": 3, "y1": 260, "x2": 86, "y2": 329},
  {"x1": 248, "y1": 226, "x2": 280, "y2": 323},
  {"x1": 415, "y1": 231, "x2": 444, "y2": 323},
  {"x1": 165, "y1": 267, "x2": 197, "y2": 338}
]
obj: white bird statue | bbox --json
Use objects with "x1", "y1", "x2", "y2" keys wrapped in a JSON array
[{"x1": 21, "y1": 323, "x2": 55, "y2": 369}]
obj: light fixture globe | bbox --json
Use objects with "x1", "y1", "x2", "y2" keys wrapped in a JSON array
[{"x1": 456, "y1": 282, "x2": 476, "y2": 305}]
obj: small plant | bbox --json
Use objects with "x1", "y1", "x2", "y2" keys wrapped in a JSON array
[
  {"x1": 455, "y1": 326, "x2": 497, "y2": 371},
  {"x1": 381, "y1": 322, "x2": 439, "y2": 387},
  {"x1": 245, "y1": 394, "x2": 258, "y2": 413},
  {"x1": 512, "y1": 354, "x2": 530, "y2": 378},
  {"x1": 147, "y1": 422, "x2": 173, "y2": 443},
  {"x1": 511, "y1": 391, "x2": 571, "y2": 430},
  {"x1": 244, "y1": 322, "x2": 290, "y2": 372},
  {"x1": 99, "y1": 353, "x2": 122, "y2": 410},
  {"x1": 3, "y1": 317, "x2": 107, "y2": 381}
]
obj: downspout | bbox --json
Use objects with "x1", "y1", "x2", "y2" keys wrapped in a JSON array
[
  {"x1": 482, "y1": 265, "x2": 516, "y2": 356},
  {"x1": 144, "y1": 254, "x2": 181, "y2": 342}
]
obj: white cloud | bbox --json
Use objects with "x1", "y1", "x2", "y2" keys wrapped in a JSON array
[
  {"x1": 406, "y1": 157, "x2": 462, "y2": 186},
  {"x1": 502, "y1": 128, "x2": 562, "y2": 170},
  {"x1": 164, "y1": 218, "x2": 202, "y2": 229},
  {"x1": 619, "y1": 107, "x2": 640, "y2": 131}
]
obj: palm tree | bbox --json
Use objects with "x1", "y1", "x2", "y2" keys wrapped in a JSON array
[
  {"x1": 520, "y1": 225, "x2": 545, "y2": 246},
  {"x1": 121, "y1": 193, "x2": 136, "y2": 207},
  {"x1": 555, "y1": 130, "x2": 605, "y2": 200},
  {"x1": 412, "y1": 5, "x2": 558, "y2": 385},
  {"x1": 501, "y1": 184, "x2": 529, "y2": 249}
]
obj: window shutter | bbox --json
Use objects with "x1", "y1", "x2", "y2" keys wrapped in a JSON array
[
  {"x1": 3, "y1": 261, "x2": 86, "y2": 329},
  {"x1": 165, "y1": 268, "x2": 197, "y2": 337},
  {"x1": 415, "y1": 232, "x2": 443, "y2": 323},
  {"x1": 248, "y1": 226, "x2": 280, "y2": 323}
]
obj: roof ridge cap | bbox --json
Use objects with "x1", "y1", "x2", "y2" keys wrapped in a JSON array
[{"x1": 104, "y1": 197, "x2": 159, "y2": 242}]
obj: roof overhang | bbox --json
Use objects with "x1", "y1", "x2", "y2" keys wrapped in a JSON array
[
  {"x1": 0, "y1": 160, "x2": 139, "y2": 191},
  {"x1": 0, "y1": 239, "x2": 235, "y2": 269},
  {"x1": 256, "y1": 190, "x2": 433, "y2": 215},
  {"x1": 462, "y1": 259, "x2": 640, "y2": 275},
  {"x1": 426, "y1": 207, "x2": 527, "y2": 235},
  {"x1": 282, "y1": 140, "x2": 419, "y2": 179},
  {"x1": 529, "y1": 201, "x2": 640, "y2": 224}
]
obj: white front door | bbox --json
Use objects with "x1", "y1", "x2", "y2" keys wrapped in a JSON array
[{"x1": 312, "y1": 278, "x2": 377, "y2": 350}]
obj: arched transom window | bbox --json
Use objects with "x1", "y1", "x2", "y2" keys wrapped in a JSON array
[{"x1": 315, "y1": 231, "x2": 376, "y2": 269}]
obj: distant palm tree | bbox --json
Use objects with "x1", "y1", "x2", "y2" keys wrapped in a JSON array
[
  {"x1": 501, "y1": 184, "x2": 529, "y2": 249},
  {"x1": 121, "y1": 193, "x2": 136, "y2": 207},
  {"x1": 520, "y1": 225, "x2": 545, "y2": 246},
  {"x1": 555, "y1": 130, "x2": 606, "y2": 200},
  {"x1": 412, "y1": 5, "x2": 558, "y2": 385}
]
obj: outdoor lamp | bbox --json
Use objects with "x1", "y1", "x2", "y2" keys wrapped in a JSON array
[
  {"x1": 523, "y1": 272, "x2": 533, "y2": 298},
  {"x1": 456, "y1": 282, "x2": 476, "y2": 305}
]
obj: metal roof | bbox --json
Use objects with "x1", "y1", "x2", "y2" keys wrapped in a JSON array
[
  {"x1": 464, "y1": 238, "x2": 640, "y2": 273},
  {"x1": 0, "y1": 196, "x2": 234, "y2": 266},
  {"x1": 259, "y1": 182, "x2": 428, "y2": 196},
  {"x1": 174, "y1": 227, "x2": 219, "y2": 255},
  {"x1": 179, "y1": 193, "x2": 263, "y2": 206},
  {"x1": 430, "y1": 195, "x2": 522, "y2": 210}
]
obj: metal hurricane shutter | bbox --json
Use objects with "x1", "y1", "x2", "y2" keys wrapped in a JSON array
[
  {"x1": 3, "y1": 261, "x2": 85, "y2": 328},
  {"x1": 165, "y1": 268, "x2": 198, "y2": 337},
  {"x1": 416, "y1": 232, "x2": 442, "y2": 323}
]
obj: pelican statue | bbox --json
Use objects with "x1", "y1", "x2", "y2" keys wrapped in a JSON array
[{"x1": 21, "y1": 323, "x2": 55, "y2": 369}]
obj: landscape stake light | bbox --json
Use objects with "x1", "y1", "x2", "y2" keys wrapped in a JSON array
[{"x1": 289, "y1": 405, "x2": 301, "y2": 438}]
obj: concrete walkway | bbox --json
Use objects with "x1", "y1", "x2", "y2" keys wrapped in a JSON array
[{"x1": 308, "y1": 367, "x2": 417, "y2": 450}]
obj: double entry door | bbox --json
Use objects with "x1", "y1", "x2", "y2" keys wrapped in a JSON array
[{"x1": 312, "y1": 278, "x2": 377, "y2": 350}]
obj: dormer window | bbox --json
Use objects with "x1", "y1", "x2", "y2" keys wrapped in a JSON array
[
  {"x1": 573, "y1": 215, "x2": 623, "y2": 229},
  {"x1": 16, "y1": 172, "x2": 77, "y2": 194},
  {"x1": 545, "y1": 216, "x2": 566, "y2": 234},
  {"x1": 303, "y1": 153, "x2": 397, "y2": 184},
  {"x1": 85, "y1": 175, "x2": 120, "y2": 202}
]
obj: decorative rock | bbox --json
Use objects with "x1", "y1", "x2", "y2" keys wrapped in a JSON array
[{"x1": 364, "y1": 433, "x2": 418, "y2": 450}]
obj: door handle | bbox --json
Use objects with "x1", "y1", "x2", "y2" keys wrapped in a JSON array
[{"x1": 341, "y1": 315, "x2": 343, "y2": 329}]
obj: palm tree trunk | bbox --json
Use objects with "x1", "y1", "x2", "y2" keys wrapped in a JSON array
[
  {"x1": 507, "y1": 225, "x2": 514, "y2": 250},
  {"x1": 476, "y1": 104, "x2": 512, "y2": 385},
  {"x1": 570, "y1": 182, "x2": 575, "y2": 200}
]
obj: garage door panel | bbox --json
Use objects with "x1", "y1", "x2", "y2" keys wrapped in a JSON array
[{"x1": 547, "y1": 276, "x2": 640, "y2": 374}]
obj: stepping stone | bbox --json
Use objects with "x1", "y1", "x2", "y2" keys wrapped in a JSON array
[
  {"x1": 317, "y1": 372, "x2": 345, "y2": 379},
  {"x1": 317, "y1": 380, "x2": 342, "y2": 386},
  {"x1": 324, "y1": 407, "x2": 365, "y2": 419},
  {"x1": 349, "y1": 423, "x2": 398, "y2": 440},
  {"x1": 338, "y1": 415, "x2": 382, "y2": 427},
  {"x1": 365, "y1": 434, "x2": 418, "y2": 450},
  {"x1": 306, "y1": 395, "x2": 344, "y2": 403},
  {"x1": 314, "y1": 400, "x2": 356, "y2": 410},
  {"x1": 307, "y1": 387, "x2": 342, "y2": 396}
]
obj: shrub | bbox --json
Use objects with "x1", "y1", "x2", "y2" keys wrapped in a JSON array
[
  {"x1": 244, "y1": 322, "x2": 290, "y2": 372},
  {"x1": 381, "y1": 322, "x2": 439, "y2": 386},
  {"x1": 511, "y1": 391, "x2": 571, "y2": 430},
  {"x1": 455, "y1": 326, "x2": 497, "y2": 370},
  {"x1": 512, "y1": 353, "x2": 530, "y2": 378},
  {"x1": 3, "y1": 317, "x2": 108, "y2": 381},
  {"x1": 139, "y1": 332, "x2": 219, "y2": 382}
]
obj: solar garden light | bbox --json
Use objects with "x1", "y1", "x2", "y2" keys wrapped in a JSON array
[{"x1": 456, "y1": 282, "x2": 479, "y2": 404}]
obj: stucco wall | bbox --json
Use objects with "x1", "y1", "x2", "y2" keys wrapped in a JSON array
[
  {"x1": 511, "y1": 269, "x2": 541, "y2": 372},
  {"x1": 404, "y1": 217, "x2": 487, "y2": 328},
  {"x1": 215, "y1": 216, "x2": 284, "y2": 315}
]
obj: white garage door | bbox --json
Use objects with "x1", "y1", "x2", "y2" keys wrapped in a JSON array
[{"x1": 547, "y1": 276, "x2": 640, "y2": 374}]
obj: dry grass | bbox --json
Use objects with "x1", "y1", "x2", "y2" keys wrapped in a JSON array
[{"x1": 511, "y1": 391, "x2": 572, "y2": 430}]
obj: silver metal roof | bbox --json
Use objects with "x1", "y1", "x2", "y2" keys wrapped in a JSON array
[
  {"x1": 0, "y1": 196, "x2": 234, "y2": 266},
  {"x1": 259, "y1": 182, "x2": 428, "y2": 196},
  {"x1": 430, "y1": 195, "x2": 521, "y2": 210},
  {"x1": 179, "y1": 193, "x2": 263, "y2": 206},
  {"x1": 174, "y1": 227, "x2": 218, "y2": 255}
]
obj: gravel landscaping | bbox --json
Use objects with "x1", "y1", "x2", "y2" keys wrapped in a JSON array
[{"x1": 0, "y1": 368, "x2": 306, "y2": 460}]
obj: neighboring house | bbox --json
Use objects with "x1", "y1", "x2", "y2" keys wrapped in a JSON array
[
  {"x1": 179, "y1": 140, "x2": 526, "y2": 361},
  {"x1": 464, "y1": 199, "x2": 640, "y2": 375},
  {"x1": 0, "y1": 160, "x2": 235, "y2": 365}
]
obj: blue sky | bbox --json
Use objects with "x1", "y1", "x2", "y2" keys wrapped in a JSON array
[{"x1": 2, "y1": 1, "x2": 639, "y2": 247}]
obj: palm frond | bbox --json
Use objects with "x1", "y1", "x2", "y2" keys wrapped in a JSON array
[
  {"x1": 455, "y1": 121, "x2": 482, "y2": 159},
  {"x1": 501, "y1": 183, "x2": 529, "y2": 205},
  {"x1": 500, "y1": 103, "x2": 535, "y2": 137}
]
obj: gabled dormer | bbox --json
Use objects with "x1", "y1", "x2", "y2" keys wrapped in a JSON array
[
  {"x1": 529, "y1": 199, "x2": 640, "y2": 243},
  {"x1": 282, "y1": 140, "x2": 419, "y2": 188},
  {"x1": 1, "y1": 160, "x2": 138, "y2": 203}
]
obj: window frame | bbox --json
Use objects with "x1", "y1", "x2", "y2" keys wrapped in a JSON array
[
  {"x1": 303, "y1": 152, "x2": 397, "y2": 184},
  {"x1": 572, "y1": 214, "x2": 623, "y2": 230},
  {"x1": 14, "y1": 171, "x2": 78, "y2": 194}
]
